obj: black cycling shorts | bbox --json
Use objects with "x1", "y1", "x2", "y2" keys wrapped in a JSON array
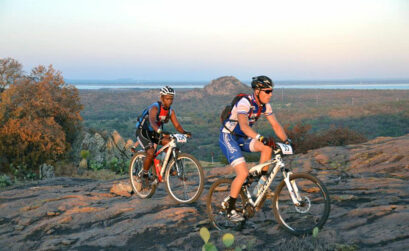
[{"x1": 136, "y1": 128, "x2": 159, "y2": 150}]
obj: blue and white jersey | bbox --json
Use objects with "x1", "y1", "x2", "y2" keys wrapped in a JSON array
[{"x1": 221, "y1": 94, "x2": 273, "y2": 137}]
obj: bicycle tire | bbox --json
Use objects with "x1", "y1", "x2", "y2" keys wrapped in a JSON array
[
  {"x1": 206, "y1": 178, "x2": 246, "y2": 230},
  {"x1": 165, "y1": 153, "x2": 204, "y2": 204},
  {"x1": 273, "y1": 173, "x2": 331, "y2": 235},
  {"x1": 129, "y1": 152, "x2": 157, "y2": 199}
]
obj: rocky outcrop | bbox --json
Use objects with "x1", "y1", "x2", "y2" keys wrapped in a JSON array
[
  {"x1": 1, "y1": 134, "x2": 408, "y2": 250},
  {"x1": 72, "y1": 129, "x2": 134, "y2": 167}
]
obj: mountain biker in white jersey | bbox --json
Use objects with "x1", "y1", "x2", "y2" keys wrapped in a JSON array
[
  {"x1": 219, "y1": 75, "x2": 292, "y2": 222},
  {"x1": 135, "y1": 86, "x2": 191, "y2": 180}
]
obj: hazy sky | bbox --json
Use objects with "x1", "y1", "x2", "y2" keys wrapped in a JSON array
[{"x1": 1, "y1": 0, "x2": 408, "y2": 81}]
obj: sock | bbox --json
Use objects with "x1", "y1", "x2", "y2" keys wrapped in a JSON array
[{"x1": 228, "y1": 196, "x2": 237, "y2": 212}]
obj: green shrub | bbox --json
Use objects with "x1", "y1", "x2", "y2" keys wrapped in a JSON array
[
  {"x1": 89, "y1": 160, "x2": 104, "y2": 171},
  {"x1": 0, "y1": 174, "x2": 12, "y2": 187},
  {"x1": 107, "y1": 157, "x2": 129, "y2": 175},
  {"x1": 10, "y1": 163, "x2": 37, "y2": 181}
]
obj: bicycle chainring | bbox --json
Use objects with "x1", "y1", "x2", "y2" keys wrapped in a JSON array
[{"x1": 244, "y1": 203, "x2": 255, "y2": 218}]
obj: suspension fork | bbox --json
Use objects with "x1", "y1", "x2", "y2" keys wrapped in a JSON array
[
  {"x1": 172, "y1": 147, "x2": 183, "y2": 175},
  {"x1": 283, "y1": 170, "x2": 302, "y2": 206}
]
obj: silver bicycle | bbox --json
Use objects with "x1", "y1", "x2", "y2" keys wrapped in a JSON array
[
  {"x1": 129, "y1": 133, "x2": 204, "y2": 204},
  {"x1": 206, "y1": 142, "x2": 331, "y2": 235}
]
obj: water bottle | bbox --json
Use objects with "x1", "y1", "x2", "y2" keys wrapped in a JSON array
[
  {"x1": 157, "y1": 152, "x2": 166, "y2": 162},
  {"x1": 253, "y1": 175, "x2": 267, "y2": 197}
]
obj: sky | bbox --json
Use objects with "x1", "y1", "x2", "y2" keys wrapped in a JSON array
[{"x1": 0, "y1": 0, "x2": 408, "y2": 81}]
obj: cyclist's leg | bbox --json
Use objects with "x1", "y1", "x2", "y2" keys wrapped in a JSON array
[
  {"x1": 231, "y1": 162, "x2": 248, "y2": 197},
  {"x1": 137, "y1": 129, "x2": 156, "y2": 172},
  {"x1": 219, "y1": 132, "x2": 246, "y2": 221},
  {"x1": 242, "y1": 138, "x2": 272, "y2": 172}
]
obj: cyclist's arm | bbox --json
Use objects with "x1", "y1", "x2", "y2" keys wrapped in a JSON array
[
  {"x1": 266, "y1": 114, "x2": 288, "y2": 141},
  {"x1": 237, "y1": 113, "x2": 258, "y2": 139},
  {"x1": 149, "y1": 105, "x2": 160, "y2": 132},
  {"x1": 170, "y1": 110, "x2": 186, "y2": 134}
]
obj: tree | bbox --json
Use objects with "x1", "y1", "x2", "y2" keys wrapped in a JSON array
[
  {"x1": 0, "y1": 57, "x2": 23, "y2": 93},
  {"x1": 0, "y1": 62, "x2": 83, "y2": 173}
]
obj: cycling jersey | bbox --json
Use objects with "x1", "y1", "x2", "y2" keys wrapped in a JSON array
[
  {"x1": 219, "y1": 94, "x2": 273, "y2": 167},
  {"x1": 136, "y1": 102, "x2": 172, "y2": 150},
  {"x1": 221, "y1": 94, "x2": 273, "y2": 136},
  {"x1": 141, "y1": 102, "x2": 173, "y2": 132}
]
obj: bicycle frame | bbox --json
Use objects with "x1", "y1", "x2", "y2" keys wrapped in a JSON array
[
  {"x1": 245, "y1": 149, "x2": 302, "y2": 210},
  {"x1": 152, "y1": 134, "x2": 183, "y2": 182}
]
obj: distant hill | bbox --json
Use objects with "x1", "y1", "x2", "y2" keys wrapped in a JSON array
[{"x1": 203, "y1": 76, "x2": 251, "y2": 96}]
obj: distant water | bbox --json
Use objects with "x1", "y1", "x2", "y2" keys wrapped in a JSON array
[{"x1": 70, "y1": 81, "x2": 409, "y2": 90}]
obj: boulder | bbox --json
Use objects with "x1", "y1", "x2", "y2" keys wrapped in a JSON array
[{"x1": 39, "y1": 163, "x2": 55, "y2": 179}]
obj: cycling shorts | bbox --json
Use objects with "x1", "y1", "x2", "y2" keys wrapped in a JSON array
[
  {"x1": 219, "y1": 132, "x2": 257, "y2": 167},
  {"x1": 136, "y1": 128, "x2": 159, "y2": 150}
]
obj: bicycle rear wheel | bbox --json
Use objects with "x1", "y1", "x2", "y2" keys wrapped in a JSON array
[
  {"x1": 129, "y1": 152, "x2": 157, "y2": 199},
  {"x1": 273, "y1": 173, "x2": 330, "y2": 235},
  {"x1": 165, "y1": 153, "x2": 204, "y2": 204},
  {"x1": 206, "y1": 178, "x2": 246, "y2": 230}
]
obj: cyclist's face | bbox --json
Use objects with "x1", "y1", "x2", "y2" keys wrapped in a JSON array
[
  {"x1": 258, "y1": 88, "x2": 273, "y2": 104},
  {"x1": 161, "y1": 95, "x2": 174, "y2": 108}
]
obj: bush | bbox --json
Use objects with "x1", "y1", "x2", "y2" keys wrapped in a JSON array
[
  {"x1": 107, "y1": 157, "x2": 129, "y2": 175},
  {"x1": 285, "y1": 122, "x2": 367, "y2": 153},
  {"x1": 89, "y1": 160, "x2": 104, "y2": 171},
  {"x1": 0, "y1": 174, "x2": 12, "y2": 187},
  {"x1": 0, "y1": 59, "x2": 83, "y2": 175},
  {"x1": 10, "y1": 163, "x2": 37, "y2": 181}
]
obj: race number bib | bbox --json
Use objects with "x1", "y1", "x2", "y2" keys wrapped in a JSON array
[
  {"x1": 174, "y1": 134, "x2": 187, "y2": 143},
  {"x1": 276, "y1": 143, "x2": 293, "y2": 155}
]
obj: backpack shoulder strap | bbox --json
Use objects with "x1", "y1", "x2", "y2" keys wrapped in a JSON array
[{"x1": 155, "y1": 101, "x2": 162, "y2": 121}]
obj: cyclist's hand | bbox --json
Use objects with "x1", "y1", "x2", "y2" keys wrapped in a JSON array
[
  {"x1": 183, "y1": 131, "x2": 192, "y2": 138},
  {"x1": 256, "y1": 134, "x2": 269, "y2": 145},
  {"x1": 284, "y1": 138, "x2": 295, "y2": 151}
]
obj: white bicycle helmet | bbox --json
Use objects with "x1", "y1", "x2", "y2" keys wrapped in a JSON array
[{"x1": 160, "y1": 86, "x2": 175, "y2": 96}]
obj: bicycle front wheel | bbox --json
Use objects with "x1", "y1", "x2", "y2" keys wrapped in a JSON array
[
  {"x1": 129, "y1": 152, "x2": 157, "y2": 199},
  {"x1": 165, "y1": 153, "x2": 204, "y2": 204},
  {"x1": 273, "y1": 173, "x2": 331, "y2": 235},
  {"x1": 206, "y1": 178, "x2": 246, "y2": 230}
]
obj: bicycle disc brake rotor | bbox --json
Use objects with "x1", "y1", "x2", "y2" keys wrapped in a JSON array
[{"x1": 295, "y1": 196, "x2": 311, "y2": 213}]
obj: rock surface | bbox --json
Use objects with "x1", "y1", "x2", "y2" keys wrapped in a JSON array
[{"x1": 1, "y1": 134, "x2": 408, "y2": 250}]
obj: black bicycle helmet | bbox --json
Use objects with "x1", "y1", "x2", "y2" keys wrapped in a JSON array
[{"x1": 251, "y1": 75, "x2": 274, "y2": 89}]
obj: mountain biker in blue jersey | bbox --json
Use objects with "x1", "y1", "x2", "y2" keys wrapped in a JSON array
[
  {"x1": 135, "y1": 86, "x2": 191, "y2": 180},
  {"x1": 219, "y1": 75, "x2": 292, "y2": 222}
]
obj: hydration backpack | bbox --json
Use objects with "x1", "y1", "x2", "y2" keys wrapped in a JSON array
[
  {"x1": 220, "y1": 94, "x2": 250, "y2": 123},
  {"x1": 220, "y1": 94, "x2": 263, "y2": 135}
]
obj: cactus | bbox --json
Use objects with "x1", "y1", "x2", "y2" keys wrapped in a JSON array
[
  {"x1": 312, "y1": 227, "x2": 319, "y2": 238},
  {"x1": 222, "y1": 233, "x2": 234, "y2": 248},
  {"x1": 79, "y1": 150, "x2": 90, "y2": 171}
]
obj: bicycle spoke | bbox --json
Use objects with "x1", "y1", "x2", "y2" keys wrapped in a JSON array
[
  {"x1": 165, "y1": 153, "x2": 204, "y2": 204},
  {"x1": 273, "y1": 173, "x2": 330, "y2": 235},
  {"x1": 129, "y1": 153, "x2": 156, "y2": 199},
  {"x1": 206, "y1": 179, "x2": 246, "y2": 230}
]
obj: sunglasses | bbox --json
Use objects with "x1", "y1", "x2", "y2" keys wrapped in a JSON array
[{"x1": 261, "y1": 89, "x2": 273, "y2": 94}]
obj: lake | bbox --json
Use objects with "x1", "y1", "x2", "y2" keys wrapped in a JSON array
[{"x1": 69, "y1": 81, "x2": 409, "y2": 90}]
